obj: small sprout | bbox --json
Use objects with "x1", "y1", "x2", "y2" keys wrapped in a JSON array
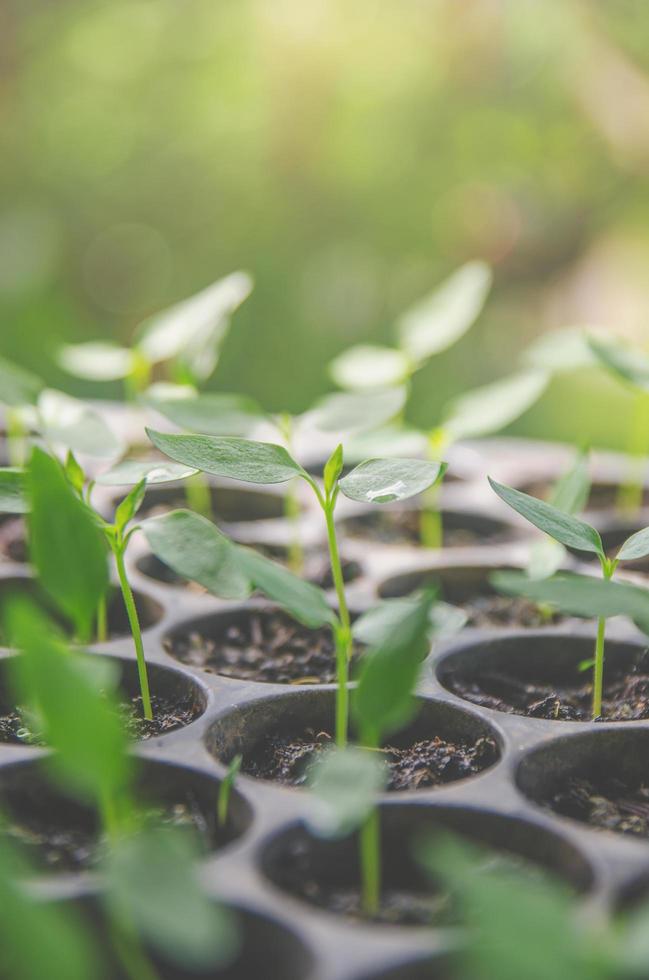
[
  {"x1": 490, "y1": 476, "x2": 649, "y2": 718},
  {"x1": 218, "y1": 754, "x2": 243, "y2": 829}
]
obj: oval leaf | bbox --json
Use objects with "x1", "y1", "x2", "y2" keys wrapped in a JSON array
[
  {"x1": 442, "y1": 370, "x2": 549, "y2": 442},
  {"x1": 0, "y1": 355, "x2": 43, "y2": 406},
  {"x1": 329, "y1": 345, "x2": 411, "y2": 391},
  {"x1": 344, "y1": 424, "x2": 429, "y2": 463},
  {"x1": 352, "y1": 597, "x2": 466, "y2": 646},
  {"x1": 28, "y1": 447, "x2": 109, "y2": 642},
  {"x1": 97, "y1": 459, "x2": 198, "y2": 486},
  {"x1": 617, "y1": 526, "x2": 649, "y2": 562},
  {"x1": 0, "y1": 468, "x2": 28, "y2": 514},
  {"x1": 549, "y1": 449, "x2": 591, "y2": 515},
  {"x1": 300, "y1": 387, "x2": 406, "y2": 436},
  {"x1": 146, "y1": 430, "x2": 305, "y2": 485},
  {"x1": 397, "y1": 261, "x2": 492, "y2": 364},
  {"x1": 489, "y1": 478, "x2": 603, "y2": 557},
  {"x1": 492, "y1": 571, "x2": 649, "y2": 626},
  {"x1": 588, "y1": 333, "x2": 649, "y2": 391},
  {"x1": 307, "y1": 746, "x2": 387, "y2": 838},
  {"x1": 141, "y1": 510, "x2": 250, "y2": 601},
  {"x1": 339, "y1": 457, "x2": 446, "y2": 504},
  {"x1": 58, "y1": 342, "x2": 136, "y2": 381},
  {"x1": 524, "y1": 327, "x2": 596, "y2": 373},
  {"x1": 38, "y1": 389, "x2": 123, "y2": 459},
  {"x1": 146, "y1": 392, "x2": 263, "y2": 437},
  {"x1": 236, "y1": 546, "x2": 335, "y2": 628}
]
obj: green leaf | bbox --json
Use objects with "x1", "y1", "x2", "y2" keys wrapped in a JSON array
[
  {"x1": 115, "y1": 479, "x2": 147, "y2": 533},
  {"x1": 323, "y1": 443, "x2": 343, "y2": 495},
  {"x1": 488, "y1": 478, "x2": 603, "y2": 557},
  {"x1": 218, "y1": 754, "x2": 242, "y2": 828},
  {"x1": 141, "y1": 510, "x2": 250, "y2": 600},
  {"x1": 96, "y1": 459, "x2": 198, "y2": 486},
  {"x1": 339, "y1": 457, "x2": 446, "y2": 504},
  {"x1": 237, "y1": 546, "x2": 335, "y2": 628},
  {"x1": 145, "y1": 391, "x2": 264, "y2": 437},
  {"x1": 58, "y1": 341, "x2": 137, "y2": 381},
  {"x1": 442, "y1": 370, "x2": 549, "y2": 442},
  {"x1": 105, "y1": 827, "x2": 237, "y2": 970},
  {"x1": 5, "y1": 597, "x2": 129, "y2": 801},
  {"x1": 28, "y1": 447, "x2": 109, "y2": 642},
  {"x1": 307, "y1": 746, "x2": 387, "y2": 838},
  {"x1": 0, "y1": 355, "x2": 43, "y2": 406},
  {"x1": 352, "y1": 597, "x2": 466, "y2": 646},
  {"x1": 329, "y1": 345, "x2": 411, "y2": 390},
  {"x1": 344, "y1": 424, "x2": 429, "y2": 463},
  {"x1": 354, "y1": 591, "x2": 435, "y2": 742},
  {"x1": 524, "y1": 327, "x2": 597, "y2": 374},
  {"x1": 301, "y1": 387, "x2": 407, "y2": 435},
  {"x1": 587, "y1": 333, "x2": 649, "y2": 391},
  {"x1": 527, "y1": 538, "x2": 567, "y2": 580},
  {"x1": 64, "y1": 451, "x2": 86, "y2": 496},
  {"x1": 146, "y1": 430, "x2": 305, "y2": 484},
  {"x1": 550, "y1": 449, "x2": 591, "y2": 515},
  {"x1": 397, "y1": 260, "x2": 492, "y2": 364},
  {"x1": 491, "y1": 571, "x2": 649, "y2": 627},
  {"x1": 0, "y1": 840, "x2": 103, "y2": 980},
  {"x1": 135, "y1": 271, "x2": 253, "y2": 366},
  {"x1": 616, "y1": 525, "x2": 649, "y2": 562},
  {"x1": 0, "y1": 468, "x2": 28, "y2": 514},
  {"x1": 37, "y1": 389, "x2": 123, "y2": 459}
]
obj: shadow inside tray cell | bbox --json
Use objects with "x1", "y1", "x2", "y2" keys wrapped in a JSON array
[
  {"x1": 437, "y1": 632, "x2": 649, "y2": 722},
  {"x1": 0, "y1": 575, "x2": 163, "y2": 645},
  {"x1": 207, "y1": 690, "x2": 500, "y2": 791},
  {"x1": 262, "y1": 802, "x2": 593, "y2": 928},
  {"x1": 0, "y1": 756, "x2": 251, "y2": 874},
  {"x1": 518, "y1": 727, "x2": 649, "y2": 840},
  {"x1": 340, "y1": 508, "x2": 515, "y2": 548},
  {"x1": 379, "y1": 562, "x2": 565, "y2": 629},
  {"x1": 0, "y1": 653, "x2": 208, "y2": 745},
  {"x1": 0, "y1": 516, "x2": 27, "y2": 563}
]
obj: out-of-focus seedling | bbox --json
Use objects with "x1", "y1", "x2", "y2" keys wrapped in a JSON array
[
  {"x1": 59, "y1": 271, "x2": 253, "y2": 396},
  {"x1": 0, "y1": 355, "x2": 44, "y2": 467},
  {"x1": 218, "y1": 754, "x2": 243, "y2": 830},
  {"x1": 526, "y1": 448, "x2": 591, "y2": 580},
  {"x1": 144, "y1": 430, "x2": 445, "y2": 743},
  {"x1": 490, "y1": 477, "x2": 649, "y2": 718}
]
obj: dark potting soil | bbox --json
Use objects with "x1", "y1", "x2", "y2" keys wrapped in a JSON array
[
  {"x1": 4, "y1": 793, "x2": 214, "y2": 873},
  {"x1": 546, "y1": 776, "x2": 649, "y2": 838},
  {"x1": 0, "y1": 693, "x2": 200, "y2": 746},
  {"x1": 461, "y1": 595, "x2": 563, "y2": 630},
  {"x1": 448, "y1": 651, "x2": 649, "y2": 721},
  {"x1": 242, "y1": 727, "x2": 498, "y2": 790},
  {"x1": 166, "y1": 609, "x2": 362, "y2": 685},
  {"x1": 342, "y1": 510, "x2": 505, "y2": 548},
  {"x1": 282, "y1": 878, "x2": 450, "y2": 926}
]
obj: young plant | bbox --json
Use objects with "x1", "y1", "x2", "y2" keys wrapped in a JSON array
[
  {"x1": 489, "y1": 477, "x2": 649, "y2": 718},
  {"x1": 218, "y1": 754, "x2": 243, "y2": 830},
  {"x1": 0, "y1": 355, "x2": 43, "y2": 466},
  {"x1": 58, "y1": 270, "x2": 253, "y2": 397},
  {"x1": 145, "y1": 429, "x2": 446, "y2": 743},
  {"x1": 308, "y1": 592, "x2": 435, "y2": 916}
]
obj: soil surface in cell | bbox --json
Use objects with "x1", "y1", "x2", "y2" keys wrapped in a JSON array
[
  {"x1": 546, "y1": 775, "x2": 649, "y2": 838},
  {"x1": 0, "y1": 517, "x2": 27, "y2": 563},
  {"x1": 460, "y1": 595, "x2": 563, "y2": 630},
  {"x1": 0, "y1": 692, "x2": 201, "y2": 746},
  {"x1": 4, "y1": 792, "x2": 216, "y2": 873},
  {"x1": 166, "y1": 610, "x2": 362, "y2": 685},
  {"x1": 342, "y1": 510, "x2": 506, "y2": 548},
  {"x1": 143, "y1": 547, "x2": 361, "y2": 592},
  {"x1": 448, "y1": 650, "x2": 649, "y2": 721},
  {"x1": 243, "y1": 727, "x2": 498, "y2": 790}
]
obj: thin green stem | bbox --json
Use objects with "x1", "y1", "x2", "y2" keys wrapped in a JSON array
[
  {"x1": 360, "y1": 808, "x2": 381, "y2": 916},
  {"x1": 592, "y1": 615, "x2": 606, "y2": 720},
  {"x1": 109, "y1": 916, "x2": 162, "y2": 980},
  {"x1": 96, "y1": 592, "x2": 108, "y2": 644},
  {"x1": 114, "y1": 544, "x2": 153, "y2": 721},
  {"x1": 6, "y1": 408, "x2": 27, "y2": 468},
  {"x1": 617, "y1": 391, "x2": 649, "y2": 514},
  {"x1": 185, "y1": 472, "x2": 213, "y2": 520},
  {"x1": 419, "y1": 483, "x2": 442, "y2": 549},
  {"x1": 334, "y1": 627, "x2": 349, "y2": 747},
  {"x1": 284, "y1": 479, "x2": 304, "y2": 573}
]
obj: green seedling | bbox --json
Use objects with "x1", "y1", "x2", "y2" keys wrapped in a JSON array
[
  {"x1": 145, "y1": 429, "x2": 445, "y2": 743},
  {"x1": 146, "y1": 382, "x2": 407, "y2": 571},
  {"x1": 58, "y1": 270, "x2": 253, "y2": 396},
  {"x1": 0, "y1": 355, "x2": 44, "y2": 467},
  {"x1": 217, "y1": 754, "x2": 242, "y2": 829},
  {"x1": 308, "y1": 592, "x2": 436, "y2": 916},
  {"x1": 489, "y1": 477, "x2": 649, "y2": 718},
  {"x1": 526, "y1": 448, "x2": 591, "y2": 581}
]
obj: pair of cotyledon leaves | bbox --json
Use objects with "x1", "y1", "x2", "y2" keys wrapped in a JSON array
[{"x1": 490, "y1": 477, "x2": 649, "y2": 630}]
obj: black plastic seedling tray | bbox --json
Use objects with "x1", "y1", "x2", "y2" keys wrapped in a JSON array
[{"x1": 3, "y1": 435, "x2": 649, "y2": 979}]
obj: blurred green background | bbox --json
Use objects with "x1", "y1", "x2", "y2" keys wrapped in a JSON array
[{"x1": 2, "y1": 0, "x2": 649, "y2": 447}]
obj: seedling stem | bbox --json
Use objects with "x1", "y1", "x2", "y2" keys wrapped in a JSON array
[
  {"x1": 114, "y1": 542, "x2": 153, "y2": 721},
  {"x1": 322, "y1": 490, "x2": 352, "y2": 746},
  {"x1": 278, "y1": 414, "x2": 304, "y2": 574},
  {"x1": 96, "y1": 592, "x2": 108, "y2": 644},
  {"x1": 592, "y1": 555, "x2": 617, "y2": 718},
  {"x1": 617, "y1": 390, "x2": 649, "y2": 514},
  {"x1": 184, "y1": 472, "x2": 213, "y2": 520}
]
